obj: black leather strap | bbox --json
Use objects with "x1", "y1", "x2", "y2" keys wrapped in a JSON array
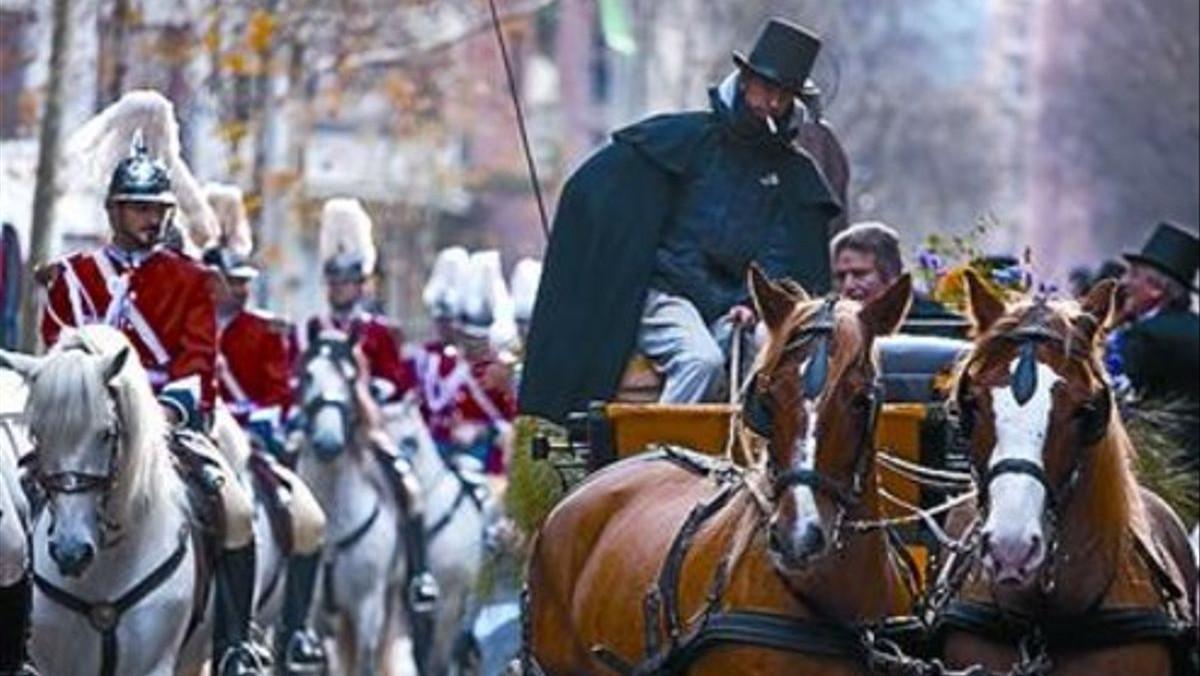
[
  {"x1": 667, "y1": 610, "x2": 864, "y2": 671},
  {"x1": 985, "y1": 458, "x2": 1051, "y2": 496},
  {"x1": 936, "y1": 599, "x2": 1194, "y2": 654},
  {"x1": 34, "y1": 529, "x2": 190, "y2": 676}
]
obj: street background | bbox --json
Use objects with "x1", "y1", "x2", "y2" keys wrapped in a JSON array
[{"x1": 1, "y1": 0, "x2": 1197, "y2": 346}]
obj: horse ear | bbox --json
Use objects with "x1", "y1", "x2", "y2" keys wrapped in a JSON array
[
  {"x1": 1077, "y1": 278, "x2": 1118, "y2": 340},
  {"x1": 102, "y1": 346, "x2": 131, "y2": 384},
  {"x1": 747, "y1": 263, "x2": 795, "y2": 331},
  {"x1": 859, "y1": 273, "x2": 913, "y2": 337},
  {"x1": 776, "y1": 277, "x2": 811, "y2": 303},
  {"x1": 964, "y1": 267, "x2": 1005, "y2": 334},
  {"x1": 0, "y1": 349, "x2": 43, "y2": 379}
]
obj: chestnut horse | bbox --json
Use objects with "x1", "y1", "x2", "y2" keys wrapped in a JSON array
[
  {"x1": 935, "y1": 271, "x2": 1198, "y2": 675},
  {"x1": 526, "y1": 267, "x2": 917, "y2": 675}
]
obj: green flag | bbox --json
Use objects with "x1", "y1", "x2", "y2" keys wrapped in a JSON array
[{"x1": 599, "y1": 0, "x2": 636, "y2": 55}]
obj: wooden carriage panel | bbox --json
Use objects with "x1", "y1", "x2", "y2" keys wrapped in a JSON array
[{"x1": 606, "y1": 403, "x2": 737, "y2": 459}]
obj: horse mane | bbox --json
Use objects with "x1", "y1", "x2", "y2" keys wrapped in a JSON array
[{"x1": 28, "y1": 326, "x2": 187, "y2": 521}]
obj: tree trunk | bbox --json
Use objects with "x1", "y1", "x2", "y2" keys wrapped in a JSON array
[
  {"x1": 20, "y1": 0, "x2": 73, "y2": 353},
  {"x1": 97, "y1": 0, "x2": 130, "y2": 109}
]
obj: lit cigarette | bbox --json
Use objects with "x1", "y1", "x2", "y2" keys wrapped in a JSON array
[{"x1": 766, "y1": 116, "x2": 778, "y2": 135}]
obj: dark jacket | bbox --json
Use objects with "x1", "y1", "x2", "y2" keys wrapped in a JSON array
[
  {"x1": 1121, "y1": 309, "x2": 1200, "y2": 403},
  {"x1": 519, "y1": 96, "x2": 840, "y2": 423},
  {"x1": 650, "y1": 90, "x2": 839, "y2": 322}
]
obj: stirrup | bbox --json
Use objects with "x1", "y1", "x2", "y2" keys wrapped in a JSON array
[
  {"x1": 407, "y1": 572, "x2": 440, "y2": 614},
  {"x1": 217, "y1": 641, "x2": 270, "y2": 676},
  {"x1": 282, "y1": 629, "x2": 327, "y2": 675}
]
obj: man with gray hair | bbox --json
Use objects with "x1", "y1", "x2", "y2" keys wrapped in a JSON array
[
  {"x1": 831, "y1": 221, "x2": 966, "y2": 337},
  {"x1": 831, "y1": 221, "x2": 903, "y2": 302},
  {"x1": 1113, "y1": 222, "x2": 1199, "y2": 469},
  {"x1": 1115, "y1": 222, "x2": 1199, "y2": 403}
]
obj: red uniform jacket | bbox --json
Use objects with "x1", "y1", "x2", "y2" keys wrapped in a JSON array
[
  {"x1": 418, "y1": 340, "x2": 516, "y2": 473},
  {"x1": 305, "y1": 311, "x2": 417, "y2": 403},
  {"x1": 41, "y1": 246, "x2": 218, "y2": 411},
  {"x1": 218, "y1": 309, "x2": 294, "y2": 420}
]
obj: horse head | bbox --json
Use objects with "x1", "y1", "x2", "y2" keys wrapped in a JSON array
[
  {"x1": 955, "y1": 269, "x2": 1119, "y2": 589},
  {"x1": 1, "y1": 325, "x2": 172, "y2": 578},
  {"x1": 298, "y1": 327, "x2": 368, "y2": 461},
  {"x1": 744, "y1": 264, "x2": 911, "y2": 575}
]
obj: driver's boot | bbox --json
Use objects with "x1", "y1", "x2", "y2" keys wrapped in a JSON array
[
  {"x1": 276, "y1": 553, "x2": 326, "y2": 675},
  {"x1": 0, "y1": 573, "x2": 39, "y2": 675},
  {"x1": 214, "y1": 543, "x2": 270, "y2": 676}
]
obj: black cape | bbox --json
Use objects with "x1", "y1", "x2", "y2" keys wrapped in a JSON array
[{"x1": 519, "y1": 110, "x2": 840, "y2": 423}]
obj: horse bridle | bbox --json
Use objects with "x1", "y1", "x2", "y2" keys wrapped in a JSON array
[
  {"x1": 743, "y1": 297, "x2": 886, "y2": 546},
  {"x1": 954, "y1": 305, "x2": 1113, "y2": 591},
  {"x1": 31, "y1": 346, "x2": 126, "y2": 548},
  {"x1": 299, "y1": 338, "x2": 361, "y2": 451}
]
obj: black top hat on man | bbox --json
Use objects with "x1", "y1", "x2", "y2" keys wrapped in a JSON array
[
  {"x1": 733, "y1": 18, "x2": 822, "y2": 94},
  {"x1": 1124, "y1": 221, "x2": 1200, "y2": 292}
]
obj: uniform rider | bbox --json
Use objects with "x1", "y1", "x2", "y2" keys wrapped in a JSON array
[
  {"x1": 40, "y1": 137, "x2": 267, "y2": 675},
  {"x1": 304, "y1": 198, "x2": 439, "y2": 613},
  {"x1": 202, "y1": 182, "x2": 328, "y2": 675}
]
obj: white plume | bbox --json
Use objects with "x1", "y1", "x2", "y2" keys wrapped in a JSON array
[
  {"x1": 463, "y1": 250, "x2": 517, "y2": 349},
  {"x1": 509, "y1": 257, "x2": 543, "y2": 322},
  {"x1": 204, "y1": 182, "x2": 252, "y2": 256},
  {"x1": 422, "y1": 246, "x2": 470, "y2": 315},
  {"x1": 61, "y1": 89, "x2": 217, "y2": 247},
  {"x1": 318, "y1": 198, "x2": 376, "y2": 275}
]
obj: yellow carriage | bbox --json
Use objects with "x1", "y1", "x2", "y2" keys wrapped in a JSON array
[{"x1": 531, "y1": 331, "x2": 972, "y2": 584}]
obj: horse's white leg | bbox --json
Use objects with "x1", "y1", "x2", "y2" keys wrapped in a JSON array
[{"x1": 351, "y1": 584, "x2": 388, "y2": 676}]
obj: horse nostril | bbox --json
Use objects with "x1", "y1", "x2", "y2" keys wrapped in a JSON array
[
  {"x1": 1025, "y1": 534, "x2": 1043, "y2": 566},
  {"x1": 800, "y1": 521, "x2": 825, "y2": 555},
  {"x1": 77, "y1": 544, "x2": 95, "y2": 570}
]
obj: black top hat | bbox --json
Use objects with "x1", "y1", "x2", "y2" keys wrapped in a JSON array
[
  {"x1": 1124, "y1": 221, "x2": 1199, "y2": 291},
  {"x1": 732, "y1": 18, "x2": 822, "y2": 94}
]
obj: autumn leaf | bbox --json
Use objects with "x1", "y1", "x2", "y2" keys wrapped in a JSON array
[{"x1": 246, "y1": 9, "x2": 276, "y2": 54}]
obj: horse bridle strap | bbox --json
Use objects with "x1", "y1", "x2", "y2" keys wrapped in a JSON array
[
  {"x1": 985, "y1": 458, "x2": 1052, "y2": 497},
  {"x1": 33, "y1": 527, "x2": 190, "y2": 676}
]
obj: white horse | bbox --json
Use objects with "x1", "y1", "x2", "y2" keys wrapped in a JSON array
[
  {"x1": 1, "y1": 326, "x2": 212, "y2": 676},
  {"x1": 0, "y1": 367, "x2": 31, "y2": 582},
  {"x1": 1, "y1": 367, "x2": 35, "y2": 673},
  {"x1": 384, "y1": 398, "x2": 486, "y2": 676},
  {"x1": 296, "y1": 331, "x2": 407, "y2": 676}
]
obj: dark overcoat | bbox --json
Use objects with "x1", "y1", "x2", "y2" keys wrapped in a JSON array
[{"x1": 518, "y1": 109, "x2": 840, "y2": 424}]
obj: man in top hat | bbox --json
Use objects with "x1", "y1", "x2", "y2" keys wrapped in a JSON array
[
  {"x1": 203, "y1": 183, "x2": 330, "y2": 675},
  {"x1": 1116, "y1": 223, "x2": 1200, "y2": 398},
  {"x1": 306, "y1": 197, "x2": 439, "y2": 613},
  {"x1": 521, "y1": 17, "x2": 842, "y2": 422},
  {"x1": 38, "y1": 91, "x2": 266, "y2": 674},
  {"x1": 1113, "y1": 222, "x2": 1199, "y2": 466}
]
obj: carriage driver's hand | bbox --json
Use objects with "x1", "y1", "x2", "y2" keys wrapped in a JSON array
[{"x1": 726, "y1": 305, "x2": 757, "y2": 326}]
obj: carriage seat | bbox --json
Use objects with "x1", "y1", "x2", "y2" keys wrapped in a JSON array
[
  {"x1": 616, "y1": 353, "x2": 664, "y2": 402},
  {"x1": 876, "y1": 334, "x2": 970, "y2": 403}
]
